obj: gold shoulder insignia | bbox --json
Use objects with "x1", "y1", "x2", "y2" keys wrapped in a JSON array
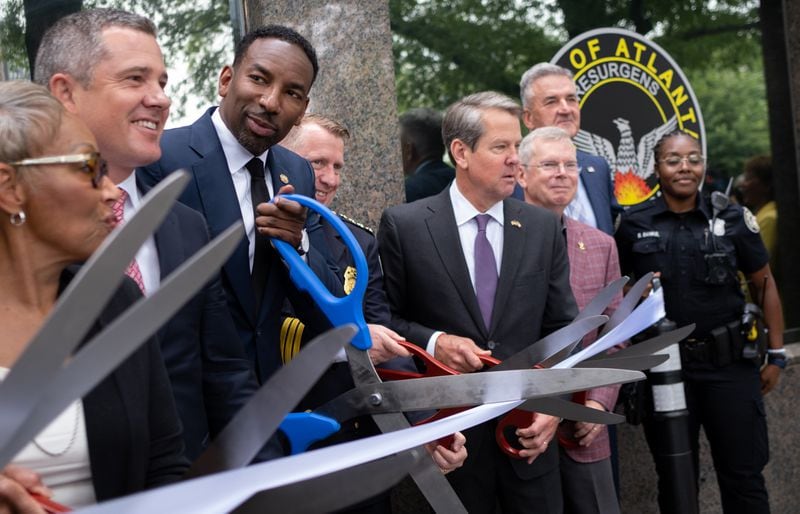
[
  {"x1": 335, "y1": 212, "x2": 374, "y2": 234},
  {"x1": 280, "y1": 317, "x2": 305, "y2": 364}
]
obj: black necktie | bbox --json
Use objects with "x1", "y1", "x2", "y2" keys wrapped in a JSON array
[{"x1": 246, "y1": 157, "x2": 270, "y2": 312}]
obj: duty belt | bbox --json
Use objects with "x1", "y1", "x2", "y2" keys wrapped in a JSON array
[{"x1": 681, "y1": 336, "x2": 714, "y2": 364}]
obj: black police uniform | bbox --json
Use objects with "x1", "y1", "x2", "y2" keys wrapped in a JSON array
[{"x1": 616, "y1": 194, "x2": 770, "y2": 514}]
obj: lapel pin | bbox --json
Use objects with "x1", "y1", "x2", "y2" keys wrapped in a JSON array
[
  {"x1": 586, "y1": 166, "x2": 595, "y2": 173},
  {"x1": 510, "y1": 220, "x2": 521, "y2": 228},
  {"x1": 279, "y1": 173, "x2": 290, "y2": 184},
  {"x1": 578, "y1": 241, "x2": 586, "y2": 251}
]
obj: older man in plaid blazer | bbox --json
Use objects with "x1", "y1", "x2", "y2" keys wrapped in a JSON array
[{"x1": 517, "y1": 126, "x2": 624, "y2": 514}]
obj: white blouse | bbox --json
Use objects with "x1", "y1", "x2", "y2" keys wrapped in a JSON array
[{"x1": 1, "y1": 367, "x2": 96, "y2": 508}]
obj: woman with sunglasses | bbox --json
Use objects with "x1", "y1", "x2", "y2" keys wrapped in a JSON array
[
  {"x1": 615, "y1": 130, "x2": 785, "y2": 514},
  {"x1": 0, "y1": 81, "x2": 187, "y2": 513}
]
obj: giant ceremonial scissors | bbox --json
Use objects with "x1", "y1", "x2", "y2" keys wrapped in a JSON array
[{"x1": 264, "y1": 194, "x2": 645, "y2": 512}]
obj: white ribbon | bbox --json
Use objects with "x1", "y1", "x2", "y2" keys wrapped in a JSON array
[
  {"x1": 557, "y1": 287, "x2": 665, "y2": 369},
  {"x1": 75, "y1": 401, "x2": 517, "y2": 514},
  {"x1": 75, "y1": 290, "x2": 665, "y2": 514}
]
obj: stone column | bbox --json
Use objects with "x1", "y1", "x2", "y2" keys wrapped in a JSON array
[
  {"x1": 762, "y1": 0, "x2": 800, "y2": 326},
  {"x1": 243, "y1": 0, "x2": 404, "y2": 229}
]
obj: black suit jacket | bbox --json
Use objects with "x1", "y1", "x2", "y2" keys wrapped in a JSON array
[
  {"x1": 404, "y1": 159, "x2": 455, "y2": 203},
  {"x1": 138, "y1": 108, "x2": 341, "y2": 383},
  {"x1": 136, "y1": 179, "x2": 261, "y2": 461},
  {"x1": 378, "y1": 190, "x2": 578, "y2": 486},
  {"x1": 57, "y1": 269, "x2": 188, "y2": 501}
]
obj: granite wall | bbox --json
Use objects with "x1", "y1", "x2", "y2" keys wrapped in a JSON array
[
  {"x1": 243, "y1": 0, "x2": 404, "y2": 230},
  {"x1": 618, "y1": 342, "x2": 800, "y2": 513}
]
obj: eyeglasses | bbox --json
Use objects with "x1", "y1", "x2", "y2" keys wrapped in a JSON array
[
  {"x1": 521, "y1": 161, "x2": 580, "y2": 175},
  {"x1": 659, "y1": 153, "x2": 704, "y2": 168},
  {"x1": 10, "y1": 152, "x2": 109, "y2": 188}
]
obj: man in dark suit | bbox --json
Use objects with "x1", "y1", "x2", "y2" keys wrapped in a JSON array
[
  {"x1": 379, "y1": 92, "x2": 578, "y2": 513},
  {"x1": 401, "y1": 107, "x2": 455, "y2": 202},
  {"x1": 279, "y1": 114, "x2": 466, "y2": 513},
  {"x1": 138, "y1": 26, "x2": 341, "y2": 384},
  {"x1": 36, "y1": 8, "x2": 269, "y2": 461},
  {"x1": 514, "y1": 63, "x2": 616, "y2": 235}
]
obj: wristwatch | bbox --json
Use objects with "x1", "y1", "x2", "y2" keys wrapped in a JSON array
[
  {"x1": 297, "y1": 229, "x2": 309, "y2": 256},
  {"x1": 767, "y1": 353, "x2": 789, "y2": 369}
]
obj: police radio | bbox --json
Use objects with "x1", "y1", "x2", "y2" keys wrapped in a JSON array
[{"x1": 705, "y1": 179, "x2": 734, "y2": 285}]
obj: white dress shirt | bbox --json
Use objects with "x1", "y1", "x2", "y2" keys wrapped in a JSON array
[
  {"x1": 211, "y1": 109, "x2": 273, "y2": 273},
  {"x1": 426, "y1": 181, "x2": 504, "y2": 354},
  {"x1": 117, "y1": 173, "x2": 161, "y2": 294},
  {"x1": 564, "y1": 175, "x2": 598, "y2": 228}
]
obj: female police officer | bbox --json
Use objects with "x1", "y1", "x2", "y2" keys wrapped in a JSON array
[{"x1": 615, "y1": 130, "x2": 785, "y2": 514}]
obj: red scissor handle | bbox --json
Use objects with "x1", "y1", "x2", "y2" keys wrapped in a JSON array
[
  {"x1": 376, "y1": 341, "x2": 462, "y2": 381},
  {"x1": 30, "y1": 493, "x2": 71, "y2": 513},
  {"x1": 376, "y1": 341, "x2": 499, "y2": 448},
  {"x1": 556, "y1": 391, "x2": 588, "y2": 449}
]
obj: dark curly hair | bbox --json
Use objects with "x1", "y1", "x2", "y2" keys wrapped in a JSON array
[{"x1": 233, "y1": 25, "x2": 318, "y2": 86}]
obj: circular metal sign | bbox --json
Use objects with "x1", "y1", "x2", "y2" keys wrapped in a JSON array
[{"x1": 552, "y1": 28, "x2": 706, "y2": 205}]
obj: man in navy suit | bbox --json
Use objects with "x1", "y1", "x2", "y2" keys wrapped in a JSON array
[
  {"x1": 138, "y1": 26, "x2": 341, "y2": 384},
  {"x1": 515, "y1": 63, "x2": 616, "y2": 235},
  {"x1": 36, "y1": 8, "x2": 271, "y2": 461}
]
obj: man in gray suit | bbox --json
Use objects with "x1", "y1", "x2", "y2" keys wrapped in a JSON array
[{"x1": 378, "y1": 92, "x2": 578, "y2": 513}]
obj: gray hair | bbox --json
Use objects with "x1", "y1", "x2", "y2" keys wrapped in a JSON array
[
  {"x1": 34, "y1": 8, "x2": 157, "y2": 87},
  {"x1": 519, "y1": 126, "x2": 575, "y2": 166},
  {"x1": 0, "y1": 80, "x2": 64, "y2": 164},
  {"x1": 442, "y1": 91, "x2": 522, "y2": 162},
  {"x1": 519, "y1": 63, "x2": 573, "y2": 109}
]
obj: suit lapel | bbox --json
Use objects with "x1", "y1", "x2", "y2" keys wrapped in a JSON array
[
  {"x1": 425, "y1": 193, "x2": 486, "y2": 335},
  {"x1": 189, "y1": 114, "x2": 256, "y2": 324},
  {"x1": 490, "y1": 200, "x2": 526, "y2": 334},
  {"x1": 152, "y1": 208, "x2": 182, "y2": 278}
]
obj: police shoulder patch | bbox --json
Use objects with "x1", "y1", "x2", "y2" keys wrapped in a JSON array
[{"x1": 743, "y1": 207, "x2": 760, "y2": 234}]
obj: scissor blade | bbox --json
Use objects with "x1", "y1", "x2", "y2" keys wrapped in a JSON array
[
  {"x1": 574, "y1": 276, "x2": 628, "y2": 321},
  {"x1": 598, "y1": 272, "x2": 654, "y2": 337},
  {"x1": 0, "y1": 220, "x2": 239, "y2": 468},
  {"x1": 517, "y1": 397, "x2": 625, "y2": 424},
  {"x1": 230, "y1": 449, "x2": 424, "y2": 514},
  {"x1": 0, "y1": 171, "x2": 189, "y2": 452},
  {"x1": 537, "y1": 277, "x2": 628, "y2": 367},
  {"x1": 587, "y1": 324, "x2": 695, "y2": 361},
  {"x1": 490, "y1": 315, "x2": 608, "y2": 372},
  {"x1": 576, "y1": 353, "x2": 668, "y2": 371},
  {"x1": 344, "y1": 346, "x2": 468, "y2": 513},
  {"x1": 322, "y1": 368, "x2": 644, "y2": 418},
  {"x1": 186, "y1": 325, "x2": 357, "y2": 478}
]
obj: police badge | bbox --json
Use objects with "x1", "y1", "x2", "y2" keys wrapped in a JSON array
[{"x1": 344, "y1": 265, "x2": 357, "y2": 294}]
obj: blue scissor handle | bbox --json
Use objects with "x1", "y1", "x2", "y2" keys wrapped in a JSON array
[
  {"x1": 278, "y1": 412, "x2": 341, "y2": 454},
  {"x1": 269, "y1": 194, "x2": 371, "y2": 350}
]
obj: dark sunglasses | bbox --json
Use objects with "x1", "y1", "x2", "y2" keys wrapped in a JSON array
[{"x1": 11, "y1": 151, "x2": 109, "y2": 188}]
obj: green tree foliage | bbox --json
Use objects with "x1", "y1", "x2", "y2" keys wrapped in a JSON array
[
  {"x1": 688, "y1": 58, "x2": 770, "y2": 179},
  {"x1": 0, "y1": 0, "x2": 230, "y2": 119},
  {"x1": 389, "y1": 0, "x2": 766, "y2": 179},
  {"x1": 0, "y1": 0, "x2": 27, "y2": 77}
]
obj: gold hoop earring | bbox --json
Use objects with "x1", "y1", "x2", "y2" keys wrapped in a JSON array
[{"x1": 10, "y1": 211, "x2": 26, "y2": 226}]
